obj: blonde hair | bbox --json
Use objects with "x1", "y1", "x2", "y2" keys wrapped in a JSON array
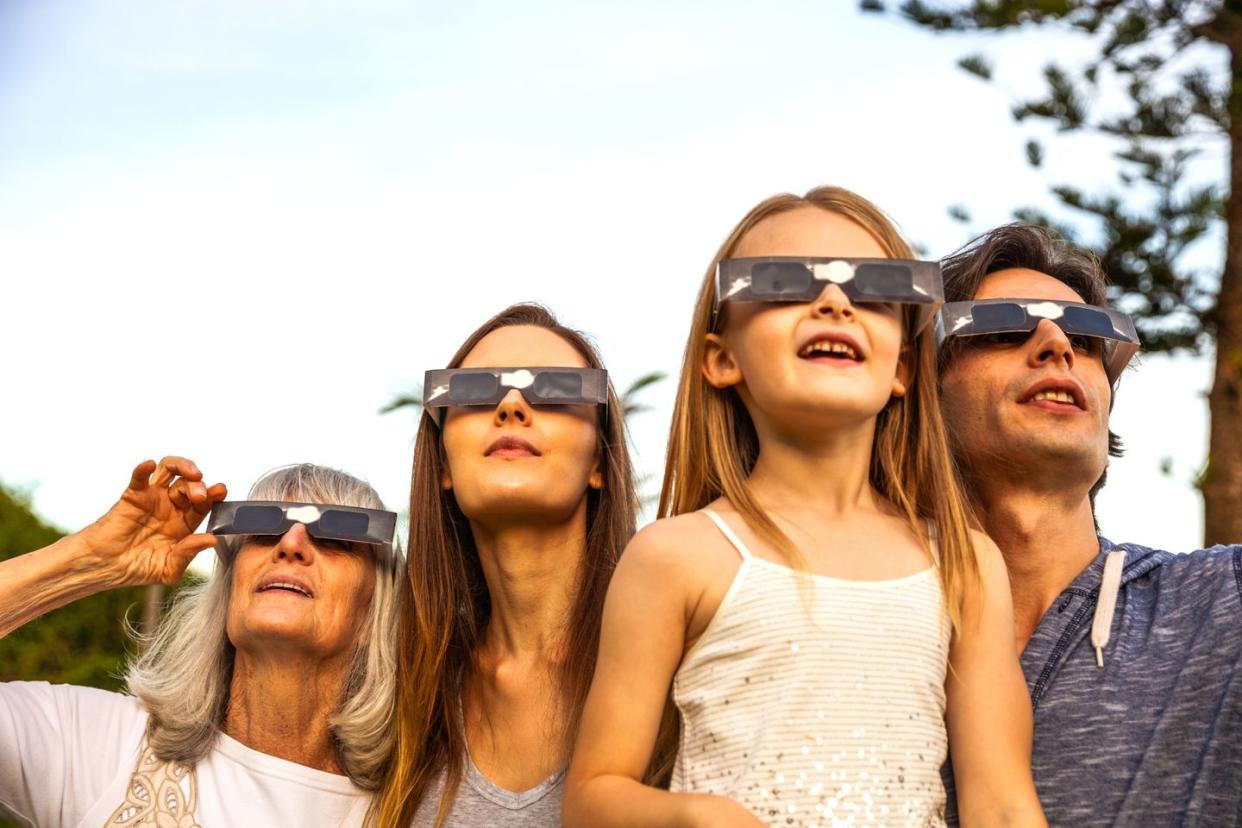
[
  {"x1": 660, "y1": 185, "x2": 981, "y2": 626},
  {"x1": 125, "y1": 463, "x2": 401, "y2": 790},
  {"x1": 648, "y1": 186, "x2": 983, "y2": 784}
]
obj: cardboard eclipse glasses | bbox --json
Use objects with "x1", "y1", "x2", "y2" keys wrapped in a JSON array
[
  {"x1": 936, "y1": 299, "x2": 1140, "y2": 380},
  {"x1": 207, "y1": 500, "x2": 398, "y2": 553},
  {"x1": 422, "y1": 367, "x2": 608, "y2": 426},
  {"x1": 714, "y1": 257, "x2": 945, "y2": 333}
]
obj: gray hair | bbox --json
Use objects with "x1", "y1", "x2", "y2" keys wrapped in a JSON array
[{"x1": 124, "y1": 463, "x2": 401, "y2": 790}]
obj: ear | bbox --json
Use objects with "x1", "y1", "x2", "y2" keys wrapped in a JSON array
[
  {"x1": 891, "y1": 345, "x2": 914, "y2": 399},
  {"x1": 588, "y1": 459, "x2": 604, "y2": 491},
  {"x1": 440, "y1": 467, "x2": 453, "y2": 492},
  {"x1": 702, "y1": 333, "x2": 744, "y2": 389}
]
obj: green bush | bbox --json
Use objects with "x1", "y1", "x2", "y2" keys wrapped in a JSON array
[{"x1": 0, "y1": 485, "x2": 147, "y2": 691}]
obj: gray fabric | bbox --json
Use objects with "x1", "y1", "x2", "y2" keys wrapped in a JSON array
[
  {"x1": 944, "y1": 539, "x2": 1242, "y2": 827},
  {"x1": 411, "y1": 753, "x2": 565, "y2": 827}
]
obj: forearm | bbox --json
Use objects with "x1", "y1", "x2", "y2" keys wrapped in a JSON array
[
  {"x1": 0, "y1": 535, "x2": 122, "y2": 638},
  {"x1": 564, "y1": 775, "x2": 706, "y2": 828},
  {"x1": 959, "y1": 798, "x2": 1047, "y2": 828}
]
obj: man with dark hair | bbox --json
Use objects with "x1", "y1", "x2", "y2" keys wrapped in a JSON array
[{"x1": 936, "y1": 223, "x2": 1242, "y2": 827}]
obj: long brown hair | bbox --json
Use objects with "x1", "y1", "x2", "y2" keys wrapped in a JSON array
[
  {"x1": 661, "y1": 185, "x2": 981, "y2": 624},
  {"x1": 373, "y1": 304, "x2": 638, "y2": 828}
]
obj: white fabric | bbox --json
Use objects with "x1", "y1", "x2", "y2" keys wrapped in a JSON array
[
  {"x1": 0, "y1": 681, "x2": 369, "y2": 828},
  {"x1": 671, "y1": 510, "x2": 951, "y2": 826}
]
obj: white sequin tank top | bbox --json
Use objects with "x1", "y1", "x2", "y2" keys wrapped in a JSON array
[{"x1": 671, "y1": 510, "x2": 951, "y2": 827}]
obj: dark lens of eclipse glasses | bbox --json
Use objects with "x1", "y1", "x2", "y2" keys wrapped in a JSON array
[
  {"x1": 854, "y1": 263, "x2": 914, "y2": 297},
  {"x1": 318, "y1": 510, "x2": 370, "y2": 537},
  {"x1": 233, "y1": 505, "x2": 285, "y2": 533},
  {"x1": 751, "y1": 262, "x2": 813, "y2": 297},
  {"x1": 972, "y1": 303, "x2": 1028, "y2": 329},
  {"x1": 532, "y1": 370, "x2": 584, "y2": 399},
  {"x1": 448, "y1": 372, "x2": 501, "y2": 402},
  {"x1": 1061, "y1": 306, "x2": 1115, "y2": 338}
]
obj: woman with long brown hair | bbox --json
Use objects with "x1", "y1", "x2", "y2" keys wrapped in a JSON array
[
  {"x1": 563, "y1": 187, "x2": 1045, "y2": 826},
  {"x1": 374, "y1": 304, "x2": 638, "y2": 827}
]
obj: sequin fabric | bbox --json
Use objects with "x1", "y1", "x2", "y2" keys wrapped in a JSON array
[{"x1": 671, "y1": 510, "x2": 950, "y2": 827}]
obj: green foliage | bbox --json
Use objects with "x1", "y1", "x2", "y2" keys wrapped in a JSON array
[
  {"x1": 0, "y1": 485, "x2": 147, "y2": 690},
  {"x1": 957, "y1": 53, "x2": 993, "y2": 79},
  {"x1": 378, "y1": 382, "x2": 423, "y2": 415},
  {"x1": 1025, "y1": 139, "x2": 1044, "y2": 167},
  {"x1": 621, "y1": 371, "x2": 668, "y2": 418},
  {"x1": 872, "y1": 0, "x2": 1234, "y2": 356}
]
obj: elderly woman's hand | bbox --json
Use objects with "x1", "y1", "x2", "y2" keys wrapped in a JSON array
[{"x1": 78, "y1": 457, "x2": 228, "y2": 587}]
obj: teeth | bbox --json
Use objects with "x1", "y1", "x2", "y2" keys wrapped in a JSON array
[
  {"x1": 262, "y1": 582, "x2": 311, "y2": 597},
  {"x1": 1032, "y1": 390, "x2": 1076, "y2": 405},
  {"x1": 802, "y1": 340, "x2": 858, "y2": 360}
]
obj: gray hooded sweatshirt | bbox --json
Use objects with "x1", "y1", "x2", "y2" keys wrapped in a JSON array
[{"x1": 946, "y1": 539, "x2": 1242, "y2": 827}]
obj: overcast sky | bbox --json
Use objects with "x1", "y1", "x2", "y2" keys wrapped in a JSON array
[{"x1": 0, "y1": 1, "x2": 1222, "y2": 570}]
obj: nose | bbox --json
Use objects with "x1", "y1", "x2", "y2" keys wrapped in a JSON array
[
  {"x1": 811, "y1": 283, "x2": 856, "y2": 322},
  {"x1": 273, "y1": 522, "x2": 315, "y2": 565},
  {"x1": 493, "y1": 388, "x2": 533, "y2": 427},
  {"x1": 1027, "y1": 318, "x2": 1075, "y2": 371}
]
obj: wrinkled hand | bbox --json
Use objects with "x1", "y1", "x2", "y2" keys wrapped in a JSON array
[{"x1": 79, "y1": 457, "x2": 228, "y2": 587}]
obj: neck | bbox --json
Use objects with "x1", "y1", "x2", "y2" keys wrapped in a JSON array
[
  {"x1": 747, "y1": 415, "x2": 881, "y2": 515},
  {"x1": 469, "y1": 504, "x2": 586, "y2": 662},
  {"x1": 222, "y1": 648, "x2": 353, "y2": 775},
  {"x1": 973, "y1": 475, "x2": 1101, "y2": 651}
]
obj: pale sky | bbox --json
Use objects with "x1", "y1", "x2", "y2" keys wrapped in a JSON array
[{"x1": 0, "y1": 1, "x2": 1222, "y2": 568}]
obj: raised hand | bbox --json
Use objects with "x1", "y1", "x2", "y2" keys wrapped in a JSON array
[{"x1": 78, "y1": 457, "x2": 228, "y2": 587}]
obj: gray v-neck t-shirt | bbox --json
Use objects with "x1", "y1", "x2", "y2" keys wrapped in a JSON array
[{"x1": 411, "y1": 754, "x2": 565, "y2": 827}]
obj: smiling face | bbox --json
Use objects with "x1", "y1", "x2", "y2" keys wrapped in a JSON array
[
  {"x1": 226, "y1": 521, "x2": 376, "y2": 661},
  {"x1": 439, "y1": 324, "x2": 603, "y2": 527},
  {"x1": 705, "y1": 206, "x2": 911, "y2": 432},
  {"x1": 939, "y1": 267, "x2": 1112, "y2": 488}
]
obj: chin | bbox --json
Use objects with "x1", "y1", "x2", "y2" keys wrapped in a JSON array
[
  {"x1": 229, "y1": 610, "x2": 316, "y2": 648},
  {"x1": 1013, "y1": 432, "x2": 1104, "y2": 469},
  {"x1": 787, "y1": 392, "x2": 889, "y2": 425},
  {"x1": 459, "y1": 488, "x2": 586, "y2": 526}
]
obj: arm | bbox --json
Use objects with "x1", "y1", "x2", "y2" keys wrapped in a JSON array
[
  {"x1": 562, "y1": 523, "x2": 763, "y2": 828},
  {"x1": 0, "y1": 457, "x2": 226, "y2": 639},
  {"x1": 946, "y1": 532, "x2": 1046, "y2": 827}
]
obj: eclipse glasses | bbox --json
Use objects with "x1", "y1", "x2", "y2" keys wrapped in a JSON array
[
  {"x1": 208, "y1": 500, "x2": 398, "y2": 551},
  {"x1": 936, "y1": 299, "x2": 1140, "y2": 381},
  {"x1": 422, "y1": 367, "x2": 608, "y2": 426},
  {"x1": 714, "y1": 257, "x2": 945, "y2": 333}
]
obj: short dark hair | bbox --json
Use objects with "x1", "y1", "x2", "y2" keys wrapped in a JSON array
[
  {"x1": 937, "y1": 223, "x2": 1123, "y2": 513},
  {"x1": 940, "y1": 222, "x2": 1109, "y2": 306}
]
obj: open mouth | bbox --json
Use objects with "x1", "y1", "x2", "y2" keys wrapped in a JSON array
[
  {"x1": 257, "y1": 581, "x2": 313, "y2": 598},
  {"x1": 1019, "y1": 383, "x2": 1085, "y2": 411},
  {"x1": 798, "y1": 338, "x2": 863, "y2": 363}
]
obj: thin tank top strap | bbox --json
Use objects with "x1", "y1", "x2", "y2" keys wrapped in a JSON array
[{"x1": 700, "y1": 508, "x2": 754, "y2": 562}]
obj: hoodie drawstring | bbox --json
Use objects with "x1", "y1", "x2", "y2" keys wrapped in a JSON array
[{"x1": 1091, "y1": 548, "x2": 1127, "y2": 668}]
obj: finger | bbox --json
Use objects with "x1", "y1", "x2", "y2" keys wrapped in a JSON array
[
  {"x1": 181, "y1": 484, "x2": 226, "y2": 530},
  {"x1": 186, "y1": 481, "x2": 228, "y2": 518},
  {"x1": 151, "y1": 456, "x2": 202, "y2": 489},
  {"x1": 166, "y1": 534, "x2": 219, "y2": 583},
  {"x1": 127, "y1": 460, "x2": 158, "y2": 493},
  {"x1": 201, "y1": 482, "x2": 228, "y2": 508},
  {"x1": 168, "y1": 479, "x2": 205, "y2": 510}
]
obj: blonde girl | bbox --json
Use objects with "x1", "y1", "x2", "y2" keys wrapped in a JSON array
[{"x1": 563, "y1": 187, "x2": 1044, "y2": 827}]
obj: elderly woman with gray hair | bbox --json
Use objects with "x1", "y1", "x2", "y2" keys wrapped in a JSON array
[{"x1": 0, "y1": 456, "x2": 400, "y2": 827}]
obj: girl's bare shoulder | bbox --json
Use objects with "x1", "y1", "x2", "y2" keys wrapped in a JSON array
[{"x1": 619, "y1": 505, "x2": 742, "y2": 579}]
